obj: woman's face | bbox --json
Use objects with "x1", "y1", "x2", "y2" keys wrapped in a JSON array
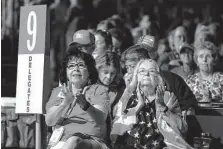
[
  {"x1": 66, "y1": 57, "x2": 89, "y2": 87},
  {"x1": 137, "y1": 61, "x2": 159, "y2": 88},
  {"x1": 98, "y1": 65, "x2": 117, "y2": 86},
  {"x1": 125, "y1": 54, "x2": 140, "y2": 74},
  {"x1": 112, "y1": 37, "x2": 122, "y2": 56},
  {"x1": 95, "y1": 34, "x2": 108, "y2": 54},
  {"x1": 197, "y1": 49, "x2": 214, "y2": 72},
  {"x1": 140, "y1": 15, "x2": 151, "y2": 30},
  {"x1": 168, "y1": 33, "x2": 175, "y2": 51},
  {"x1": 179, "y1": 49, "x2": 193, "y2": 64},
  {"x1": 174, "y1": 27, "x2": 187, "y2": 53}
]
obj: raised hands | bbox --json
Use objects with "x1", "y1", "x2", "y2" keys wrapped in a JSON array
[
  {"x1": 75, "y1": 87, "x2": 90, "y2": 111},
  {"x1": 128, "y1": 60, "x2": 143, "y2": 92},
  {"x1": 155, "y1": 82, "x2": 179, "y2": 112},
  {"x1": 61, "y1": 83, "x2": 75, "y2": 106},
  {"x1": 61, "y1": 82, "x2": 82, "y2": 106}
]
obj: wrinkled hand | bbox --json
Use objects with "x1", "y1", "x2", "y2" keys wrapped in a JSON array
[
  {"x1": 75, "y1": 87, "x2": 89, "y2": 109},
  {"x1": 164, "y1": 92, "x2": 178, "y2": 111},
  {"x1": 128, "y1": 61, "x2": 143, "y2": 92},
  {"x1": 61, "y1": 83, "x2": 75, "y2": 106},
  {"x1": 124, "y1": 73, "x2": 132, "y2": 87},
  {"x1": 155, "y1": 84, "x2": 167, "y2": 112}
]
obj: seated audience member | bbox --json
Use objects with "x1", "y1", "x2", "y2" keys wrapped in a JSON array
[
  {"x1": 45, "y1": 45, "x2": 109, "y2": 149},
  {"x1": 93, "y1": 30, "x2": 112, "y2": 59},
  {"x1": 70, "y1": 30, "x2": 95, "y2": 54},
  {"x1": 173, "y1": 26, "x2": 189, "y2": 53},
  {"x1": 95, "y1": 52, "x2": 125, "y2": 110},
  {"x1": 109, "y1": 28, "x2": 124, "y2": 56},
  {"x1": 186, "y1": 41, "x2": 223, "y2": 102},
  {"x1": 111, "y1": 59, "x2": 193, "y2": 149},
  {"x1": 121, "y1": 44, "x2": 150, "y2": 86},
  {"x1": 120, "y1": 44, "x2": 197, "y2": 113},
  {"x1": 97, "y1": 20, "x2": 115, "y2": 31},
  {"x1": 171, "y1": 43, "x2": 197, "y2": 80},
  {"x1": 215, "y1": 43, "x2": 223, "y2": 73},
  {"x1": 168, "y1": 26, "x2": 189, "y2": 69},
  {"x1": 157, "y1": 38, "x2": 172, "y2": 71},
  {"x1": 167, "y1": 30, "x2": 175, "y2": 51}
]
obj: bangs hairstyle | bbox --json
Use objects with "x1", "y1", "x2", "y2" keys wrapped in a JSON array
[
  {"x1": 194, "y1": 41, "x2": 218, "y2": 64},
  {"x1": 95, "y1": 30, "x2": 112, "y2": 46},
  {"x1": 59, "y1": 45, "x2": 98, "y2": 85},
  {"x1": 95, "y1": 52, "x2": 122, "y2": 84},
  {"x1": 121, "y1": 44, "x2": 150, "y2": 63}
]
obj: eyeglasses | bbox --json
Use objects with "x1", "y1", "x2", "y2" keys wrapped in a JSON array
[
  {"x1": 138, "y1": 69, "x2": 158, "y2": 76},
  {"x1": 67, "y1": 63, "x2": 87, "y2": 70}
]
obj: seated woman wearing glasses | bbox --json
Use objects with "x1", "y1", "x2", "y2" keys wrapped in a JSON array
[
  {"x1": 111, "y1": 59, "x2": 192, "y2": 149},
  {"x1": 186, "y1": 41, "x2": 223, "y2": 102},
  {"x1": 45, "y1": 44, "x2": 109, "y2": 149}
]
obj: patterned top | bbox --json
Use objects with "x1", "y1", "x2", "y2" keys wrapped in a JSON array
[
  {"x1": 114, "y1": 94, "x2": 165, "y2": 149},
  {"x1": 186, "y1": 72, "x2": 223, "y2": 102}
]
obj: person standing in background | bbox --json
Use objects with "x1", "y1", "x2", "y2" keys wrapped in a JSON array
[
  {"x1": 49, "y1": 0, "x2": 69, "y2": 87},
  {"x1": 65, "y1": 0, "x2": 89, "y2": 47},
  {"x1": 93, "y1": 30, "x2": 113, "y2": 59}
]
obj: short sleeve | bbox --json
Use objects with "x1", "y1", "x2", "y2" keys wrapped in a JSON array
[
  {"x1": 85, "y1": 85, "x2": 110, "y2": 114},
  {"x1": 45, "y1": 87, "x2": 63, "y2": 113}
]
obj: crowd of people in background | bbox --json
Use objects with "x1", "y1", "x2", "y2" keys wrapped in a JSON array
[{"x1": 2, "y1": 0, "x2": 223, "y2": 148}]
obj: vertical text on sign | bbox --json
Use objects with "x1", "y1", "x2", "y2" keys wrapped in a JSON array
[{"x1": 26, "y1": 11, "x2": 37, "y2": 112}]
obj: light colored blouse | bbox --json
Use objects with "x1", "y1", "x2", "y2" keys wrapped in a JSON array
[{"x1": 186, "y1": 72, "x2": 223, "y2": 102}]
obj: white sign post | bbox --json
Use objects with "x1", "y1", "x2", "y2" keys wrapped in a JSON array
[{"x1": 16, "y1": 5, "x2": 50, "y2": 149}]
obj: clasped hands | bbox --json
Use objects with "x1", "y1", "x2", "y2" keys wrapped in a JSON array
[{"x1": 61, "y1": 83, "x2": 89, "y2": 110}]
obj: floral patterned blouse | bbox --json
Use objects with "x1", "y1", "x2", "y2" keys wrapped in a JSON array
[
  {"x1": 114, "y1": 94, "x2": 166, "y2": 149},
  {"x1": 186, "y1": 72, "x2": 223, "y2": 102}
]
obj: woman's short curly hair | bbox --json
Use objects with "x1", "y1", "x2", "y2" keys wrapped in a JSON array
[
  {"x1": 59, "y1": 44, "x2": 98, "y2": 85},
  {"x1": 194, "y1": 41, "x2": 218, "y2": 64}
]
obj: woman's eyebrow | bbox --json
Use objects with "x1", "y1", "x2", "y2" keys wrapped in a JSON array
[{"x1": 138, "y1": 68, "x2": 146, "y2": 71}]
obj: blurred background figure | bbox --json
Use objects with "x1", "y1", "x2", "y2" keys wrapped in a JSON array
[
  {"x1": 171, "y1": 43, "x2": 197, "y2": 80},
  {"x1": 109, "y1": 28, "x2": 124, "y2": 56},
  {"x1": 65, "y1": 0, "x2": 94, "y2": 47},
  {"x1": 49, "y1": 0, "x2": 69, "y2": 87},
  {"x1": 93, "y1": 30, "x2": 112, "y2": 59},
  {"x1": 71, "y1": 29, "x2": 95, "y2": 54}
]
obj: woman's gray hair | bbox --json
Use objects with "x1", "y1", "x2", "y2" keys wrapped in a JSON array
[{"x1": 194, "y1": 41, "x2": 218, "y2": 64}]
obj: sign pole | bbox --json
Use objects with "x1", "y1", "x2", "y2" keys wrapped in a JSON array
[{"x1": 36, "y1": 114, "x2": 41, "y2": 149}]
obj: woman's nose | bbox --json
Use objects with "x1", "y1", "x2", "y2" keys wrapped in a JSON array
[
  {"x1": 73, "y1": 65, "x2": 79, "y2": 71},
  {"x1": 203, "y1": 56, "x2": 208, "y2": 62},
  {"x1": 106, "y1": 74, "x2": 111, "y2": 79}
]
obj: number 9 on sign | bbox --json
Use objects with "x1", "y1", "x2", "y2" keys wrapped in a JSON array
[{"x1": 27, "y1": 11, "x2": 37, "y2": 51}]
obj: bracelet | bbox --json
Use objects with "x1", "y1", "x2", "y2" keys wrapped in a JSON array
[{"x1": 81, "y1": 101, "x2": 90, "y2": 111}]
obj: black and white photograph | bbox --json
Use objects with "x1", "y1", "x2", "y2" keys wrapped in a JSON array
[{"x1": 1, "y1": 0, "x2": 223, "y2": 149}]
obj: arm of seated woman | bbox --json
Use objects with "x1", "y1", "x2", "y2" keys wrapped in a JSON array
[
  {"x1": 76, "y1": 88, "x2": 109, "y2": 125},
  {"x1": 45, "y1": 87, "x2": 71, "y2": 126},
  {"x1": 45, "y1": 103, "x2": 68, "y2": 126},
  {"x1": 86, "y1": 104, "x2": 108, "y2": 125}
]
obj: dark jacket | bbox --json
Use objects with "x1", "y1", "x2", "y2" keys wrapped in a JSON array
[{"x1": 161, "y1": 71, "x2": 197, "y2": 111}]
